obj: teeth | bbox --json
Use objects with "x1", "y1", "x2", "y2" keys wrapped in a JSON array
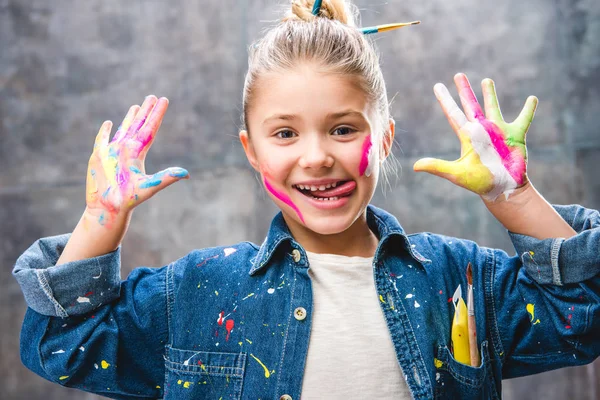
[
  {"x1": 325, "y1": 183, "x2": 332, "y2": 189},
  {"x1": 310, "y1": 186, "x2": 317, "y2": 191},
  {"x1": 311, "y1": 195, "x2": 339, "y2": 201},
  {"x1": 319, "y1": 185, "x2": 326, "y2": 190},
  {"x1": 332, "y1": 182, "x2": 337, "y2": 188}
]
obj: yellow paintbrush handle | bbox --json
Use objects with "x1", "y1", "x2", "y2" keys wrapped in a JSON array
[{"x1": 452, "y1": 297, "x2": 471, "y2": 365}]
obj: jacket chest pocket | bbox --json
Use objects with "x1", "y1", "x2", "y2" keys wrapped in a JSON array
[
  {"x1": 164, "y1": 346, "x2": 246, "y2": 399},
  {"x1": 433, "y1": 340, "x2": 500, "y2": 400}
]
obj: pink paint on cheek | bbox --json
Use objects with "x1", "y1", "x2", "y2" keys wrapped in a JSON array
[
  {"x1": 359, "y1": 134, "x2": 372, "y2": 176},
  {"x1": 264, "y1": 178, "x2": 305, "y2": 224}
]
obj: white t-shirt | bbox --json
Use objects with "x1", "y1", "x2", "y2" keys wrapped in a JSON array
[{"x1": 301, "y1": 251, "x2": 412, "y2": 399}]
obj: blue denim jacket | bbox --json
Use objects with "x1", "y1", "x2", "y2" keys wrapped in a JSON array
[{"x1": 13, "y1": 204, "x2": 600, "y2": 399}]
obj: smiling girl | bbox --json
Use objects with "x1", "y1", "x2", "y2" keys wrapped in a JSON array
[{"x1": 13, "y1": 1, "x2": 600, "y2": 399}]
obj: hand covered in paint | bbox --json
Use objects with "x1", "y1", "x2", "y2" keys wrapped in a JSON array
[
  {"x1": 86, "y1": 96, "x2": 189, "y2": 225},
  {"x1": 414, "y1": 73, "x2": 538, "y2": 200}
]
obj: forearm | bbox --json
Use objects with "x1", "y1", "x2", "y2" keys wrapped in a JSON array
[
  {"x1": 482, "y1": 182, "x2": 576, "y2": 240},
  {"x1": 56, "y1": 209, "x2": 131, "y2": 265}
]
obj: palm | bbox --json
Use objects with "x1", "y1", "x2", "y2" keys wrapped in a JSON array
[
  {"x1": 85, "y1": 96, "x2": 188, "y2": 225},
  {"x1": 414, "y1": 73, "x2": 537, "y2": 200}
]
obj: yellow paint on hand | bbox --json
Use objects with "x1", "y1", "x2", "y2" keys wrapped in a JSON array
[
  {"x1": 59, "y1": 375, "x2": 69, "y2": 380},
  {"x1": 101, "y1": 360, "x2": 111, "y2": 369},
  {"x1": 526, "y1": 303, "x2": 541, "y2": 324},
  {"x1": 250, "y1": 353, "x2": 271, "y2": 378},
  {"x1": 434, "y1": 358, "x2": 443, "y2": 368}
]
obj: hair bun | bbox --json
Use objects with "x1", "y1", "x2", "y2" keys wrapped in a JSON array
[{"x1": 285, "y1": 0, "x2": 356, "y2": 26}]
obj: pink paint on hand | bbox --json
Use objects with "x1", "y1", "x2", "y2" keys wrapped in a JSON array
[
  {"x1": 359, "y1": 135, "x2": 372, "y2": 176},
  {"x1": 225, "y1": 319, "x2": 234, "y2": 341},
  {"x1": 479, "y1": 120, "x2": 526, "y2": 185},
  {"x1": 264, "y1": 178, "x2": 305, "y2": 223}
]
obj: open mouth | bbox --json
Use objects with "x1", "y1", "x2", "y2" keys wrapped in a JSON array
[{"x1": 292, "y1": 180, "x2": 356, "y2": 201}]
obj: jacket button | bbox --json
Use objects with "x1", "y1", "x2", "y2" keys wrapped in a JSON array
[
  {"x1": 294, "y1": 307, "x2": 307, "y2": 321},
  {"x1": 280, "y1": 395, "x2": 293, "y2": 400},
  {"x1": 292, "y1": 249, "x2": 301, "y2": 262}
]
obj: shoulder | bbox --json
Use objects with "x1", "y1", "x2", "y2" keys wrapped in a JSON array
[{"x1": 406, "y1": 231, "x2": 491, "y2": 268}]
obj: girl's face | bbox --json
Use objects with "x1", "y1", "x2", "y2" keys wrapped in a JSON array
[{"x1": 240, "y1": 64, "x2": 394, "y2": 238}]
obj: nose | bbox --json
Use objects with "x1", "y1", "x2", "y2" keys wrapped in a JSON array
[{"x1": 298, "y1": 135, "x2": 334, "y2": 170}]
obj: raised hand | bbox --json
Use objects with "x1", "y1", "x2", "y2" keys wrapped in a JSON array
[
  {"x1": 86, "y1": 96, "x2": 189, "y2": 227},
  {"x1": 413, "y1": 73, "x2": 538, "y2": 200}
]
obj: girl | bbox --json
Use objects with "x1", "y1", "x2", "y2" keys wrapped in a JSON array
[{"x1": 13, "y1": 0, "x2": 600, "y2": 399}]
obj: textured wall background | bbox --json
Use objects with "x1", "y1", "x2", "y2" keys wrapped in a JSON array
[{"x1": 1, "y1": 0, "x2": 599, "y2": 399}]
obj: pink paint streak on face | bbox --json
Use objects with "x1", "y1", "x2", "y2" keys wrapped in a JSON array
[
  {"x1": 358, "y1": 134, "x2": 372, "y2": 176},
  {"x1": 263, "y1": 177, "x2": 305, "y2": 224}
]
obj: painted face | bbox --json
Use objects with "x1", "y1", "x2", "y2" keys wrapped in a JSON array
[{"x1": 242, "y1": 64, "x2": 386, "y2": 236}]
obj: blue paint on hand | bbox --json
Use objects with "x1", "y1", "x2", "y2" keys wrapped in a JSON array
[
  {"x1": 129, "y1": 166, "x2": 142, "y2": 174},
  {"x1": 168, "y1": 168, "x2": 189, "y2": 179},
  {"x1": 140, "y1": 178, "x2": 162, "y2": 189}
]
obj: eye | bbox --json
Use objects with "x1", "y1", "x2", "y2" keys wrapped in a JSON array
[
  {"x1": 275, "y1": 130, "x2": 297, "y2": 139},
  {"x1": 332, "y1": 126, "x2": 356, "y2": 136}
]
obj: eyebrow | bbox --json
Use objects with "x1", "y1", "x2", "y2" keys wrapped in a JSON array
[{"x1": 262, "y1": 110, "x2": 367, "y2": 125}]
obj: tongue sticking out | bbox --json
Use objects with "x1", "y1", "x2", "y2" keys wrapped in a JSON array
[{"x1": 304, "y1": 181, "x2": 356, "y2": 198}]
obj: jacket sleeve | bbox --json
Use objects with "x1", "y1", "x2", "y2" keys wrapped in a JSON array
[
  {"x1": 491, "y1": 204, "x2": 600, "y2": 379},
  {"x1": 13, "y1": 234, "x2": 169, "y2": 399}
]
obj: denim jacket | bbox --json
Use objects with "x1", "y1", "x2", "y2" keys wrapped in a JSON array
[{"x1": 13, "y1": 204, "x2": 600, "y2": 400}]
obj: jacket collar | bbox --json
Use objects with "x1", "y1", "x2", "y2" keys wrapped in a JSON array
[{"x1": 249, "y1": 205, "x2": 419, "y2": 275}]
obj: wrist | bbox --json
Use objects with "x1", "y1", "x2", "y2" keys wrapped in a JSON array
[{"x1": 481, "y1": 181, "x2": 536, "y2": 212}]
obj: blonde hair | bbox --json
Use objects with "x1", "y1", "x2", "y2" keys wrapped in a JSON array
[{"x1": 242, "y1": 0, "x2": 396, "y2": 183}]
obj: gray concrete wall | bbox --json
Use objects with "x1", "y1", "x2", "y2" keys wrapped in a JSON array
[{"x1": 1, "y1": 0, "x2": 598, "y2": 399}]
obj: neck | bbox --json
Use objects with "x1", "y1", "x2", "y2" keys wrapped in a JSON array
[{"x1": 283, "y1": 211, "x2": 379, "y2": 257}]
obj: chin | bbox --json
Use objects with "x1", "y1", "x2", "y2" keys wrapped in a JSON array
[{"x1": 299, "y1": 212, "x2": 359, "y2": 236}]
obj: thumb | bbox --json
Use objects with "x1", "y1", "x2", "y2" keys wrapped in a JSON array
[
  {"x1": 413, "y1": 157, "x2": 467, "y2": 188},
  {"x1": 136, "y1": 167, "x2": 190, "y2": 200},
  {"x1": 414, "y1": 157, "x2": 460, "y2": 178}
]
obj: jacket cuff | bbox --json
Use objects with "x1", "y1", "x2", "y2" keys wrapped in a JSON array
[
  {"x1": 509, "y1": 204, "x2": 600, "y2": 286},
  {"x1": 12, "y1": 234, "x2": 121, "y2": 317}
]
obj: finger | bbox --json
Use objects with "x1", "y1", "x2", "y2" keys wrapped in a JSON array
[
  {"x1": 413, "y1": 157, "x2": 461, "y2": 184},
  {"x1": 511, "y1": 95, "x2": 538, "y2": 138},
  {"x1": 94, "y1": 120, "x2": 113, "y2": 149},
  {"x1": 481, "y1": 78, "x2": 504, "y2": 121},
  {"x1": 136, "y1": 167, "x2": 190, "y2": 201},
  {"x1": 112, "y1": 105, "x2": 140, "y2": 143},
  {"x1": 454, "y1": 73, "x2": 484, "y2": 121},
  {"x1": 126, "y1": 95, "x2": 158, "y2": 138},
  {"x1": 137, "y1": 97, "x2": 169, "y2": 152},
  {"x1": 433, "y1": 83, "x2": 468, "y2": 133}
]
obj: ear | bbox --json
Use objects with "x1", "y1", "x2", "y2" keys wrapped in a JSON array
[
  {"x1": 381, "y1": 118, "x2": 395, "y2": 159},
  {"x1": 239, "y1": 130, "x2": 260, "y2": 171}
]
